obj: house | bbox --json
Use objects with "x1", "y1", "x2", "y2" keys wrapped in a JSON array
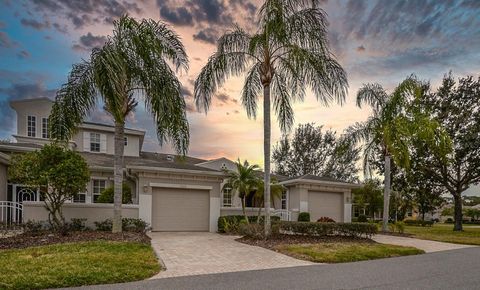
[{"x1": 0, "y1": 98, "x2": 359, "y2": 232}]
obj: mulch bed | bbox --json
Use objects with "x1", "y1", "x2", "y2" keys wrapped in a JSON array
[
  {"x1": 237, "y1": 234, "x2": 375, "y2": 249},
  {"x1": 0, "y1": 231, "x2": 150, "y2": 250}
]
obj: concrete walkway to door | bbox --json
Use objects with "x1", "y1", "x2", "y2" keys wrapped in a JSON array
[
  {"x1": 373, "y1": 234, "x2": 476, "y2": 253},
  {"x1": 149, "y1": 232, "x2": 314, "y2": 279}
]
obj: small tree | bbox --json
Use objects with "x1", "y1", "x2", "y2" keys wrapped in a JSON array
[
  {"x1": 352, "y1": 179, "x2": 383, "y2": 219},
  {"x1": 9, "y1": 144, "x2": 90, "y2": 230},
  {"x1": 96, "y1": 183, "x2": 132, "y2": 204}
]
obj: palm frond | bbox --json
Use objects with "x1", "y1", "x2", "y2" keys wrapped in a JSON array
[
  {"x1": 356, "y1": 83, "x2": 388, "y2": 111},
  {"x1": 241, "y1": 63, "x2": 262, "y2": 119}
]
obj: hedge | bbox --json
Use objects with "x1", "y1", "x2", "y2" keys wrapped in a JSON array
[
  {"x1": 403, "y1": 220, "x2": 434, "y2": 227},
  {"x1": 278, "y1": 221, "x2": 377, "y2": 238},
  {"x1": 218, "y1": 215, "x2": 280, "y2": 233}
]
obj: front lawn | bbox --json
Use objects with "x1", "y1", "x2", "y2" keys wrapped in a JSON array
[
  {"x1": 404, "y1": 224, "x2": 480, "y2": 245},
  {"x1": 0, "y1": 241, "x2": 160, "y2": 289},
  {"x1": 275, "y1": 242, "x2": 423, "y2": 263}
]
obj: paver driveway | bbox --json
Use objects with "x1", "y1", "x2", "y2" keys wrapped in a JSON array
[{"x1": 149, "y1": 232, "x2": 313, "y2": 278}]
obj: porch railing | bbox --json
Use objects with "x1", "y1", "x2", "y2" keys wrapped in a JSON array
[
  {"x1": 0, "y1": 201, "x2": 23, "y2": 227},
  {"x1": 273, "y1": 209, "x2": 291, "y2": 221}
]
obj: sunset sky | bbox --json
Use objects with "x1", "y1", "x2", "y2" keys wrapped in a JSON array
[{"x1": 1, "y1": 0, "x2": 479, "y2": 168}]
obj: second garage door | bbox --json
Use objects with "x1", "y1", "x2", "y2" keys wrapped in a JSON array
[
  {"x1": 152, "y1": 188, "x2": 210, "y2": 231},
  {"x1": 308, "y1": 191, "x2": 343, "y2": 222}
]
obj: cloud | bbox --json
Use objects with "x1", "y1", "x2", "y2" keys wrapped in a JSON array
[
  {"x1": 0, "y1": 21, "x2": 6, "y2": 29},
  {"x1": 159, "y1": 5, "x2": 194, "y2": 26},
  {"x1": 72, "y1": 32, "x2": 107, "y2": 51},
  {"x1": 356, "y1": 45, "x2": 365, "y2": 52},
  {"x1": 193, "y1": 28, "x2": 218, "y2": 44},
  {"x1": 215, "y1": 93, "x2": 230, "y2": 104},
  {"x1": 0, "y1": 31, "x2": 16, "y2": 48},
  {"x1": 20, "y1": 18, "x2": 51, "y2": 30},
  {"x1": 16, "y1": 50, "x2": 30, "y2": 59}
]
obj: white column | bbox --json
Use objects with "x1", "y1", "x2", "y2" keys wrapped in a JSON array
[
  {"x1": 210, "y1": 196, "x2": 220, "y2": 232},
  {"x1": 139, "y1": 186, "x2": 152, "y2": 226}
]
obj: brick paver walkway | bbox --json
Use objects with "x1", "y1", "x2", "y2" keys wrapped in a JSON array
[
  {"x1": 149, "y1": 232, "x2": 314, "y2": 279},
  {"x1": 373, "y1": 234, "x2": 476, "y2": 253}
]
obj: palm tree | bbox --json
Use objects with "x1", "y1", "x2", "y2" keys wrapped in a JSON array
[
  {"x1": 252, "y1": 177, "x2": 285, "y2": 221},
  {"x1": 49, "y1": 16, "x2": 189, "y2": 233},
  {"x1": 345, "y1": 77, "x2": 429, "y2": 231},
  {"x1": 194, "y1": 0, "x2": 348, "y2": 236},
  {"x1": 223, "y1": 159, "x2": 261, "y2": 223}
]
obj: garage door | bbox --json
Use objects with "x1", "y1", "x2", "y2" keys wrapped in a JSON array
[
  {"x1": 308, "y1": 191, "x2": 343, "y2": 222},
  {"x1": 152, "y1": 188, "x2": 210, "y2": 231}
]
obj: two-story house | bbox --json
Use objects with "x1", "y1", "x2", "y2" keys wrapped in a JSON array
[{"x1": 0, "y1": 98, "x2": 358, "y2": 232}]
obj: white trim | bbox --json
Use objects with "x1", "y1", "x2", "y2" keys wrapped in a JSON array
[
  {"x1": 148, "y1": 182, "x2": 213, "y2": 190},
  {"x1": 279, "y1": 178, "x2": 362, "y2": 188},
  {"x1": 23, "y1": 201, "x2": 139, "y2": 209},
  {"x1": 78, "y1": 123, "x2": 145, "y2": 136},
  {"x1": 129, "y1": 166, "x2": 225, "y2": 176},
  {"x1": 210, "y1": 197, "x2": 220, "y2": 232}
]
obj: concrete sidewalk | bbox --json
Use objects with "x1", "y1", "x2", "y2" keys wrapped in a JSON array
[{"x1": 373, "y1": 234, "x2": 476, "y2": 252}]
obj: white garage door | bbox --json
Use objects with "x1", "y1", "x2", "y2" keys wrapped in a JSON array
[
  {"x1": 308, "y1": 191, "x2": 343, "y2": 222},
  {"x1": 152, "y1": 188, "x2": 210, "y2": 231}
]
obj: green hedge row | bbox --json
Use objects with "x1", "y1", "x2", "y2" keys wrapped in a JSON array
[
  {"x1": 278, "y1": 221, "x2": 377, "y2": 238},
  {"x1": 218, "y1": 215, "x2": 280, "y2": 233},
  {"x1": 403, "y1": 220, "x2": 434, "y2": 227}
]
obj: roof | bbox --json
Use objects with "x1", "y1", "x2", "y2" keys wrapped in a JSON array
[
  {"x1": 9, "y1": 97, "x2": 53, "y2": 106},
  {"x1": 279, "y1": 174, "x2": 361, "y2": 187},
  {"x1": 0, "y1": 152, "x2": 10, "y2": 165},
  {"x1": 79, "y1": 122, "x2": 146, "y2": 135},
  {"x1": 0, "y1": 142, "x2": 43, "y2": 152},
  {"x1": 79, "y1": 151, "x2": 218, "y2": 173}
]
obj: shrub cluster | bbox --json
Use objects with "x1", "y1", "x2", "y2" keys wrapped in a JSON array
[
  {"x1": 217, "y1": 215, "x2": 280, "y2": 233},
  {"x1": 94, "y1": 218, "x2": 149, "y2": 232},
  {"x1": 278, "y1": 221, "x2": 377, "y2": 238},
  {"x1": 357, "y1": 214, "x2": 368, "y2": 223},
  {"x1": 404, "y1": 220, "x2": 434, "y2": 227},
  {"x1": 316, "y1": 217, "x2": 335, "y2": 223},
  {"x1": 298, "y1": 212, "x2": 310, "y2": 222}
]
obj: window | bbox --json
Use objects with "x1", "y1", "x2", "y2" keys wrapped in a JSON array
[
  {"x1": 281, "y1": 190, "x2": 287, "y2": 210},
  {"x1": 90, "y1": 133, "x2": 101, "y2": 152},
  {"x1": 92, "y1": 179, "x2": 107, "y2": 203},
  {"x1": 124, "y1": 137, "x2": 128, "y2": 146},
  {"x1": 222, "y1": 186, "x2": 232, "y2": 207},
  {"x1": 42, "y1": 118, "x2": 49, "y2": 139},
  {"x1": 73, "y1": 193, "x2": 86, "y2": 203},
  {"x1": 27, "y1": 115, "x2": 36, "y2": 137}
]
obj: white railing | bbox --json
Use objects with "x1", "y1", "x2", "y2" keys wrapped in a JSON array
[
  {"x1": 0, "y1": 201, "x2": 23, "y2": 226},
  {"x1": 273, "y1": 209, "x2": 291, "y2": 221}
]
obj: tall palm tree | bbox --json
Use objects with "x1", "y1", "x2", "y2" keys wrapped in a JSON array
[
  {"x1": 345, "y1": 77, "x2": 434, "y2": 231},
  {"x1": 49, "y1": 16, "x2": 189, "y2": 232},
  {"x1": 195, "y1": 0, "x2": 348, "y2": 236},
  {"x1": 223, "y1": 159, "x2": 261, "y2": 223}
]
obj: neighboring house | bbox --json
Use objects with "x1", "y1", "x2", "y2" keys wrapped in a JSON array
[{"x1": 0, "y1": 98, "x2": 359, "y2": 231}]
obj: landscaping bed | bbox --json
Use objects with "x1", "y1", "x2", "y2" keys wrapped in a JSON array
[
  {"x1": 0, "y1": 240, "x2": 160, "y2": 289},
  {"x1": 0, "y1": 230, "x2": 151, "y2": 250}
]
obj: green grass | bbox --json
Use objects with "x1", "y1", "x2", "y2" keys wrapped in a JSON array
[
  {"x1": 0, "y1": 241, "x2": 160, "y2": 289},
  {"x1": 404, "y1": 224, "x2": 480, "y2": 245},
  {"x1": 276, "y1": 242, "x2": 424, "y2": 263}
]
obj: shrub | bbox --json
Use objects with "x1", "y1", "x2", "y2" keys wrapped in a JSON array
[
  {"x1": 96, "y1": 183, "x2": 132, "y2": 204},
  {"x1": 404, "y1": 220, "x2": 434, "y2": 227},
  {"x1": 317, "y1": 217, "x2": 335, "y2": 223},
  {"x1": 298, "y1": 212, "x2": 310, "y2": 222},
  {"x1": 357, "y1": 214, "x2": 368, "y2": 223},
  {"x1": 94, "y1": 218, "x2": 148, "y2": 232},
  {"x1": 68, "y1": 218, "x2": 88, "y2": 231},
  {"x1": 238, "y1": 222, "x2": 265, "y2": 239},
  {"x1": 217, "y1": 215, "x2": 280, "y2": 233},
  {"x1": 278, "y1": 221, "x2": 377, "y2": 238},
  {"x1": 445, "y1": 218, "x2": 453, "y2": 224},
  {"x1": 22, "y1": 220, "x2": 50, "y2": 235},
  {"x1": 395, "y1": 221, "x2": 405, "y2": 233}
]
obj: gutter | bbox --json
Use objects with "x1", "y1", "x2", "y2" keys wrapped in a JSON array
[
  {"x1": 279, "y1": 178, "x2": 362, "y2": 188},
  {"x1": 127, "y1": 165, "x2": 225, "y2": 177}
]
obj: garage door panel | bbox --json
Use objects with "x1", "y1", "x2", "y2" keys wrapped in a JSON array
[
  {"x1": 308, "y1": 191, "x2": 343, "y2": 222},
  {"x1": 152, "y1": 188, "x2": 209, "y2": 231}
]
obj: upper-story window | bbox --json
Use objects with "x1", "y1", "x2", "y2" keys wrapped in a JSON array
[
  {"x1": 42, "y1": 118, "x2": 49, "y2": 139},
  {"x1": 90, "y1": 133, "x2": 101, "y2": 152},
  {"x1": 27, "y1": 115, "x2": 36, "y2": 137}
]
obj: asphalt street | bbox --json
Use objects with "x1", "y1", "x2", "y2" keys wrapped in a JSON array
[{"x1": 67, "y1": 247, "x2": 480, "y2": 290}]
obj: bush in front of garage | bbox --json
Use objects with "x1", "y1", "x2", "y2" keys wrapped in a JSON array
[
  {"x1": 297, "y1": 212, "x2": 310, "y2": 222},
  {"x1": 218, "y1": 215, "x2": 281, "y2": 233},
  {"x1": 278, "y1": 221, "x2": 377, "y2": 238},
  {"x1": 95, "y1": 218, "x2": 149, "y2": 232}
]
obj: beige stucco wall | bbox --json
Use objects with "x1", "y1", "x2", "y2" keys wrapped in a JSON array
[
  {"x1": 220, "y1": 207, "x2": 269, "y2": 217},
  {"x1": 0, "y1": 163, "x2": 7, "y2": 201},
  {"x1": 11, "y1": 99, "x2": 53, "y2": 139},
  {"x1": 23, "y1": 202, "x2": 139, "y2": 227}
]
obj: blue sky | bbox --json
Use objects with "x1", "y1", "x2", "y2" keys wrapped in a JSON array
[{"x1": 0, "y1": 0, "x2": 479, "y2": 192}]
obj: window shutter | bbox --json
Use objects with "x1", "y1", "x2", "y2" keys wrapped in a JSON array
[
  {"x1": 100, "y1": 134, "x2": 107, "y2": 153},
  {"x1": 83, "y1": 132, "x2": 90, "y2": 152}
]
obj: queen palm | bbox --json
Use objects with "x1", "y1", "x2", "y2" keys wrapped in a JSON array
[
  {"x1": 49, "y1": 16, "x2": 189, "y2": 232},
  {"x1": 345, "y1": 77, "x2": 441, "y2": 231},
  {"x1": 223, "y1": 159, "x2": 261, "y2": 223},
  {"x1": 252, "y1": 178, "x2": 285, "y2": 221},
  {"x1": 195, "y1": 0, "x2": 348, "y2": 236}
]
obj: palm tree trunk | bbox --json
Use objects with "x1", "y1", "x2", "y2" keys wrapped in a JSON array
[
  {"x1": 112, "y1": 121, "x2": 125, "y2": 233},
  {"x1": 263, "y1": 84, "x2": 271, "y2": 237},
  {"x1": 382, "y1": 154, "x2": 391, "y2": 232},
  {"x1": 241, "y1": 196, "x2": 249, "y2": 224}
]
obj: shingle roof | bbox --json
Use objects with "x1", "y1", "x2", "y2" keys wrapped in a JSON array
[
  {"x1": 79, "y1": 151, "x2": 218, "y2": 172},
  {"x1": 281, "y1": 174, "x2": 358, "y2": 185}
]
